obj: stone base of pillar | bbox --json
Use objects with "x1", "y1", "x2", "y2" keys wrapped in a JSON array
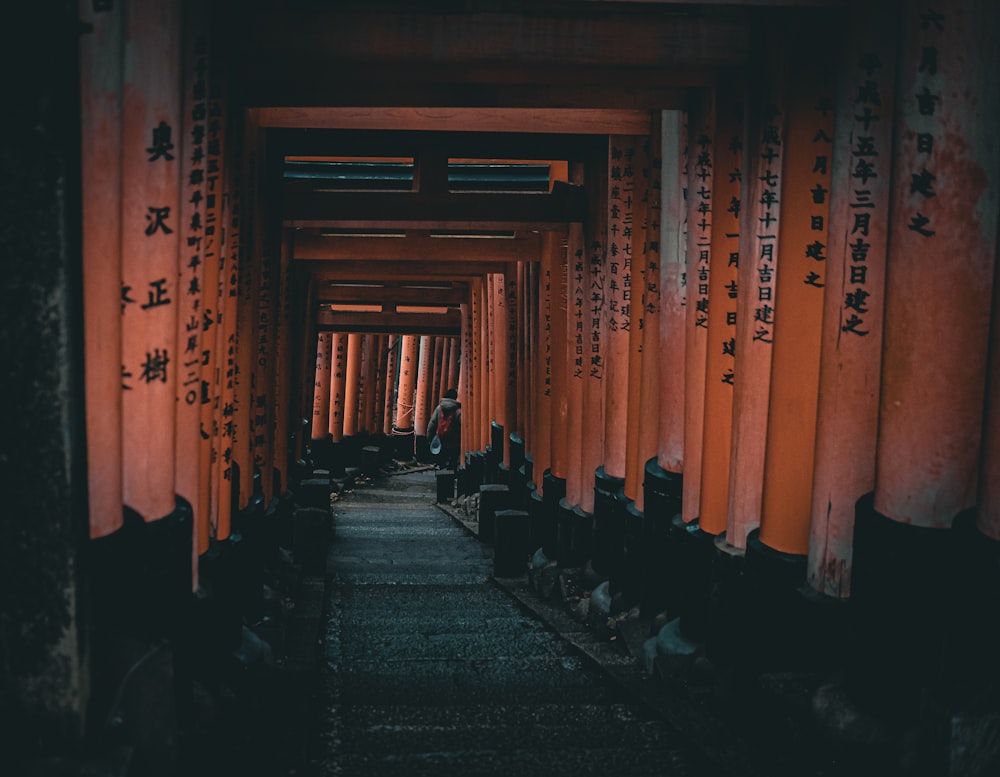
[
  {"x1": 528, "y1": 486, "x2": 546, "y2": 553},
  {"x1": 556, "y1": 498, "x2": 590, "y2": 567},
  {"x1": 391, "y1": 430, "x2": 415, "y2": 462},
  {"x1": 497, "y1": 462, "x2": 510, "y2": 486},
  {"x1": 494, "y1": 509, "x2": 531, "y2": 577},
  {"x1": 672, "y1": 516, "x2": 716, "y2": 643},
  {"x1": 620, "y1": 498, "x2": 643, "y2": 608},
  {"x1": 479, "y1": 484, "x2": 511, "y2": 546},
  {"x1": 232, "y1": 495, "x2": 267, "y2": 621},
  {"x1": 540, "y1": 471, "x2": 566, "y2": 559},
  {"x1": 484, "y1": 445, "x2": 497, "y2": 482},
  {"x1": 414, "y1": 433, "x2": 431, "y2": 463},
  {"x1": 592, "y1": 466, "x2": 625, "y2": 580},
  {"x1": 850, "y1": 492, "x2": 954, "y2": 718},
  {"x1": 309, "y1": 434, "x2": 333, "y2": 470},
  {"x1": 435, "y1": 469, "x2": 456, "y2": 503},
  {"x1": 361, "y1": 445, "x2": 381, "y2": 477},
  {"x1": 640, "y1": 459, "x2": 683, "y2": 616},
  {"x1": 944, "y1": 511, "x2": 1000, "y2": 712}
]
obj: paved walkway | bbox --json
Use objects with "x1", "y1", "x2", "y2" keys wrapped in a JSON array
[{"x1": 315, "y1": 469, "x2": 728, "y2": 777}]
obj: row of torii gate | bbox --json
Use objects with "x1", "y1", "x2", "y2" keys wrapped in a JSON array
[{"x1": 77, "y1": 0, "x2": 1000, "y2": 730}]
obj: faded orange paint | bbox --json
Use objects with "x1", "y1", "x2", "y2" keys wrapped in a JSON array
[
  {"x1": 415, "y1": 335, "x2": 432, "y2": 435},
  {"x1": 313, "y1": 332, "x2": 333, "y2": 439},
  {"x1": 874, "y1": 0, "x2": 999, "y2": 529},
  {"x1": 329, "y1": 333, "x2": 348, "y2": 442},
  {"x1": 683, "y1": 96, "x2": 712, "y2": 523},
  {"x1": 581, "y1": 161, "x2": 606, "y2": 513},
  {"x1": 343, "y1": 333, "x2": 362, "y2": 437},
  {"x1": 759, "y1": 60, "x2": 835, "y2": 556},
  {"x1": 727, "y1": 56, "x2": 786, "y2": 550},
  {"x1": 395, "y1": 335, "x2": 419, "y2": 435},
  {"x1": 565, "y1": 223, "x2": 586, "y2": 506},
  {"x1": 121, "y1": 0, "x2": 181, "y2": 523},
  {"x1": 657, "y1": 112, "x2": 686, "y2": 479},
  {"x1": 549, "y1": 234, "x2": 570, "y2": 481},
  {"x1": 533, "y1": 234, "x2": 558, "y2": 487},
  {"x1": 807, "y1": 6, "x2": 895, "y2": 597},
  {"x1": 80, "y1": 0, "x2": 123, "y2": 539},
  {"x1": 699, "y1": 90, "x2": 742, "y2": 538}
]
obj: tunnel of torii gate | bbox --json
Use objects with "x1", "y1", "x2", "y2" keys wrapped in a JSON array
[{"x1": 4, "y1": 0, "x2": 1000, "y2": 768}]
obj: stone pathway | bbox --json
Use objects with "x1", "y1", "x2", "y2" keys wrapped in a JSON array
[{"x1": 315, "y1": 469, "x2": 728, "y2": 777}]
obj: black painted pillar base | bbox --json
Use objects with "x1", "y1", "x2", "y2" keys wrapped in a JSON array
[
  {"x1": 309, "y1": 434, "x2": 334, "y2": 471},
  {"x1": 541, "y1": 471, "x2": 566, "y2": 559},
  {"x1": 943, "y1": 511, "x2": 1000, "y2": 711},
  {"x1": 672, "y1": 517, "x2": 717, "y2": 643},
  {"x1": 641, "y1": 459, "x2": 683, "y2": 616},
  {"x1": 556, "y1": 499, "x2": 593, "y2": 568},
  {"x1": 592, "y1": 466, "x2": 626, "y2": 580},
  {"x1": 464, "y1": 451, "x2": 486, "y2": 495},
  {"x1": 528, "y1": 486, "x2": 546, "y2": 554},
  {"x1": 620, "y1": 498, "x2": 644, "y2": 608},
  {"x1": 391, "y1": 430, "x2": 415, "y2": 462},
  {"x1": 414, "y1": 433, "x2": 431, "y2": 463},
  {"x1": 849, "y1": 492, "x2": 954, "y2": 718},
  {"x1": 478, "y1": 484, "x2": 511, "y2": 546}
]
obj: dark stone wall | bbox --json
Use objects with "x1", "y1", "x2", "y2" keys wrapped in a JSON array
[{"x1": 0, "y1": 0, "x2": 89, "y2": 754}]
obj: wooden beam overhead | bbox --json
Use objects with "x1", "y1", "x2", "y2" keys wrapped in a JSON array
[
  {"x1": 294, "y1": 233, "x2": 542, "y2": 263},
  {"x1": 307, "y1": 260, "x2": 509, "y2": 282},
  {"x1": 319, "y1": 284, "x2": 469, "y2": 306},
  {"x1": 255, "y1": 107, "x2": 652, "y2": 135},
  {"x1": 283, "y1": 183, "x2": 584, "y2": 229},
  {"x1": 317, "y1": 308, "x2": 462, "y2": 336}
]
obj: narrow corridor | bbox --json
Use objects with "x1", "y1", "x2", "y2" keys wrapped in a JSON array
[{"x1": 315, "y1": 469, "x2": 725, "y2": 777}]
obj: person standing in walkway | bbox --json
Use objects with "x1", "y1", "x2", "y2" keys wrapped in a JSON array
[{"x1": 427, "y1": 388, "x2": 461, "y2": 470}]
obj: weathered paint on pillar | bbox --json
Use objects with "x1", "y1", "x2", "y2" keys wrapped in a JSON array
[
  {"x1": 581, "y1": 160, "x2": 606, "y2": 513},
  {"x1": 808, "y1": 5, "x2": 895, "y2": 596},
  {"x1": 175, "y1": 8, "x2": 210, "y2": 562},
  {"x1": 395, "y1": 334, "x2": 419, "y2": 435},
  {"x1": 343, "y1": 332, "x2": 362, "y2": 437},
  {"x1": 874, "y1": 0, "x2": 1000, "y2": 528},
  {"x1": 534, "y1": 235, "x2": 557, "y2": 487},
  {"x1": 415, "y1": 335, "x2": 432, "y2": 436},
  {"x1": 657, "y1": 111, "x2": 687, "y2": 478},
  {"x1": 312, "y1": 332, "x2": 333, "y2": 440},
  {"x1": 727, "y1": 47, "x2": 786, "y2": 549},
  {"x1": 625, "y1": 136, "x2": 654, "y2": 504},
  {"x1": 329, "y1": 332, "x2": 348, "y2": 442},
  {"x1": 758, "y1": 55, "x2": 836, "y2": 556},
  {"x1": 604, "y1": 136, "x2": 640, "y2": 480},
  {"x1": 80, "y1": 0, "x2": 123, "y2": 538},
  {"x1": 549, "y1": 236, "x2": 570, "y2": 481},
  {"x1": 383, "y1": 335, "x2": 398, "y2": 436},
  {"x1": 565, "y1": 223, "x2": 587, "y2": 505},
  {"x1": 273, "y1": 230, "x2": 293, "y2": 494},
  {"x1": 699, "y1": 88, "x2": 743, "y2": 537},
  {"x1": 978, "y1": 247, "x2": 1000, "y2": 540},
  {"x1": 682, "y1": 95, "x2": 713, "y2": 522},
  {"x1": 635, "y1": 118, "x2": 664, "y2": 514},
  {"x1": 121, "y1": 0, "x2": 181, "y2": 522}
]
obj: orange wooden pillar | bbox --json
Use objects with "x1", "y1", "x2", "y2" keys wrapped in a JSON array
[
  {"x1": 175, "y1": 8, "x2": 211, "y2": 575},
  {"x1": 414, "y1": 335, "x2": 432, "y2": 455},
  {"x1": 372, "y1": 335, "x2": 388, "y2": 436},
  {"x1": 699, "y1": 87, "x2": 743, "y2": 542},
  {"x1": 851, "y1": 0, "x2": 1000, "y2": 712},
  {"x1": 560, "y1": 223, "x2": 587, "y2": 564},
  {"x1": 272, "y1": 230, "x2": 294, "y2": 495},
  {"x1": 80, "y1": 0, "x2": 123, "y2": 540},
  {"x1": 448, "y1": 335, "x2": 461, "y2": 393},
  {"x1": 543, "y1": 231, "x2": 570, "y2": 559},
  {"x1": 343, "y1": 332, "x2": 362, "y2": 440},
  {"x1": 807, "y1": 5, "x2": 895, "y2": 600},
  {"x1": 643, "y1": 110, "x2": 688, "y2": 617},
  {"x1": 458, "y1": 305, "x2": 472, "y2": 468},
  {"x1": 432, "y1": 335, "x2": 446, "y2": 411},
  {"x1": 756, "y1": 59, "x2": 836, "y2": 561},
  {"x1": 312, "y1": 333, "x2": 333, "y2": 444},
  {"x1": 726, "y1": 55, "x2": 787, "y2": 552},
  {"x1": 121, "y1": 0, "x2": 181, "y2": 525},
  {"x1": 394, "y1": 334, "x2": 419, "y2": 459},
  {"x1": 329, "y1": 333, "x2": 348, "y2": 443},
  {"x1": 469, "y1": 278, "x2": 485, "y2": 454},
  {"x1": 383, "y1": 335, "x2": 398, "y2": 437},
  {"x1": 503, "y1": 263, "x2": 519, "y2": 462},
  {"x1": 682, "y1": 97, "x2": 712, "y2": 528},
  {"x1": 491, "y1": 271, "x2": 511, "y2": 469},
  {"x1": 533, "y1": 235, "x2": 557, "y2": 492}
]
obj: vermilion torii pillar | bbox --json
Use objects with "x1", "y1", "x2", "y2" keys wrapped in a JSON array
[
  {"x1": 383, "y1": 335, "x2": 398, "y2": 436},
  {"x1": 699, "y1": 87, "x2": 743, "y2": 541},
  {"x1": 80, "y1": 0, "x2": 123, "y2": 540},
  {"x1": 312, "y1": 332, "x2": 333, "y2": 447},
  {"x1": 415, "y1": 335, "x2": 432, "y2": 441},
  {"x1": 394, "y1": 334, "x2": 419, "y2": 456},
  {"x1": 532, "y1": 234, "x2": 557, "y2": 491},
  {"x1": 329, "y1": 333, "x2": 348, "y2": 442},
  {"x1": 343, "y1": 332, "x2": 362, "y2": 438},
  {"x1": 121, "y1": 0, "x2": 181, "y2": 525},
  {"x1": 852, "y1": 0, "x2": 1000, "y2": 713},
  {"x1": 808, "y1": 3, "x2": 895, "y2": 598},
  {"x1": 683, "y1": 95, "x2": 712, "y2": 528},
  {"x1": 757, "y1": 55, "x2": 836, "y2": 558}
]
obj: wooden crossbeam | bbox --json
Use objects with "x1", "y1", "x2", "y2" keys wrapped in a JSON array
[
  {"x1": 317, "y1": 307, "x2": 461, "y2": 335},
  {"x1": 307, "y1": 260, "x2": 508, "y2": 282},
  {"x1": 294, "y1": 233, "x2": 542, "y2": 263},
  {"x1": 283, "y1": 182, "x2": 584, "y2": 229},
  {"x1": 319, "y1": 284, "x2": 468, "y2": 306}
]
